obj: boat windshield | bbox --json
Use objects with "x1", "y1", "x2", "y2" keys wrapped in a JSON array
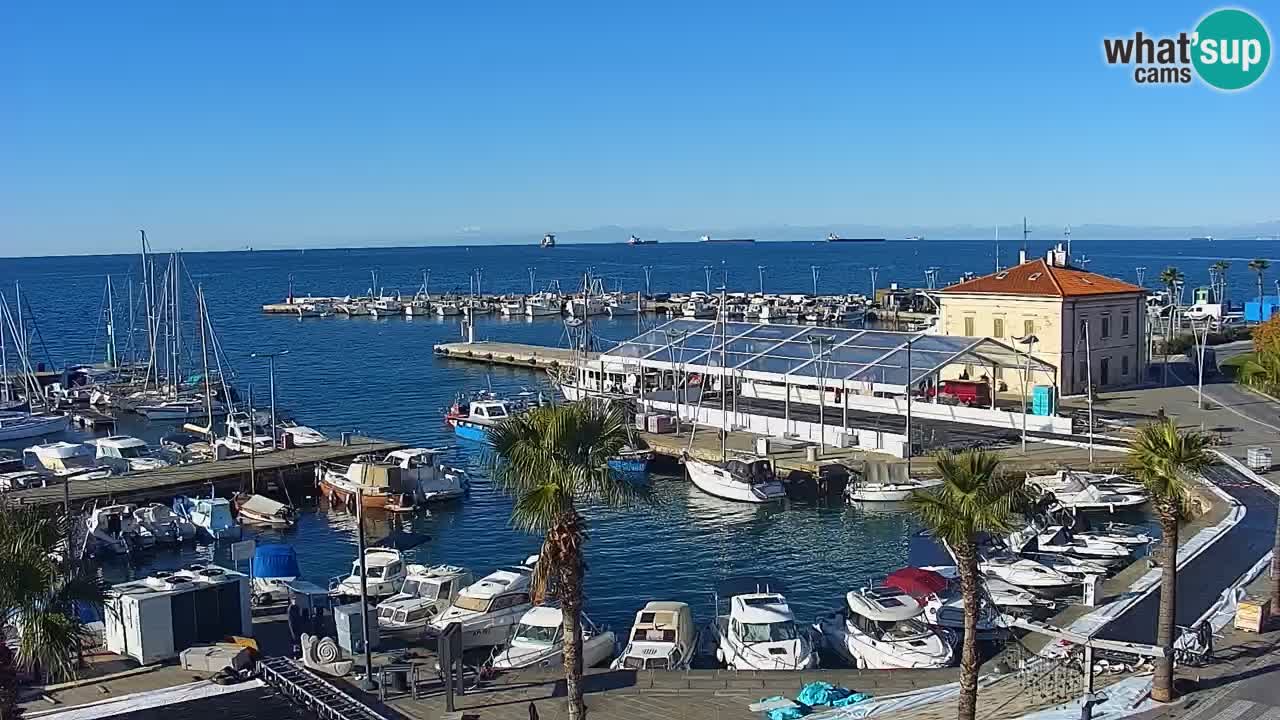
[
  {"x1": 116, "y1": 445, "x2": 151, "y2": 459},
  {"x1": 876, "y1": 618, "x2": 933, "y2": 641},
  {"x1": 403, "y1": 579, "x2": 441, "y2": 600},
  {"x1": 513, "y1": 623, "x2": 560, "y2": 645},
  {"x1": 210, "y1": 506, "x2": 234, "y2": 527},
  {"x1": 451, "y1": 594, "x2": 491, "y2": 613},
  {"x1": 739, "y1": 620, "x2": 800, "y2": 643},
  {"x1": 622, "y1": 654, "x2": 671, "y2": 670}
]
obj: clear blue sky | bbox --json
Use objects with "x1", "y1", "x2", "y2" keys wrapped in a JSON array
[{"x1": 1, "y1": 1, "x2": 1276, "y2": 254}]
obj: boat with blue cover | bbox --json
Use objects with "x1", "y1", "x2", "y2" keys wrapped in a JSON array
[
  {"x1": 607, "y1": 448, "x2": 654, "y2": 475},
  {"x1": 251, "y1": 543, "x2": 302, "y2": 605}
]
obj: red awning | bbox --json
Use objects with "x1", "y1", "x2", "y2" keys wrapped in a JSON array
[{"x1": 885, "y1": 567, "x2": 948, "y2": 598}]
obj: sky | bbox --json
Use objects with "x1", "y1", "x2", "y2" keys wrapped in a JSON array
[{"x1": 1, "y1": 1, "x2": 1277, "y2": 255}]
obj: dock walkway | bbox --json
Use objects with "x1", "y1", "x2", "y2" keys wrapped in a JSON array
[
  {"x1": 2, "y1": 436, "x2": 405, "y2": 506},
  {"x1": 432, "y1": 340, "x2": 591, "y2": 370}
]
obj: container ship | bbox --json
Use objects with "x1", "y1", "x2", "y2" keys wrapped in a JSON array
[
  {"x1": 700, "y1": 235, "x2": 755, "y2": 243},
  {"x1": 627, "y1": 235, "x2": 658, "y2": 245},
  {"x1": 826, "y1": 233, "x2": 886, "y2": 242}
]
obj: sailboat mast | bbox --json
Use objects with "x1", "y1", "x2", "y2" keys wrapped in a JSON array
[
  {"x1": 140, "y1": 230, "x2": 155, "y2": 388},
  {"x1": 105, "y1": 275, "x2": 117, "y2": 368},
  {"x1": 173, "y1": 253, "x2": 181, "y2": 394},
  {"x1": 1, "y1": 301, "x2": 8, "y2": 404},
  {"x1": 719, "y1": 287, "x2": 727, "y2": 463},
  {"x1": 198, "y1": 286, "x2": 213, "y2": 429},
  {"x1": 127, "y1": 276, "x2": 135, "y2": 366}
]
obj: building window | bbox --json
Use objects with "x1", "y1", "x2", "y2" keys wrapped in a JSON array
[
  {"x1": 1079, "y1": 360, "x2": 1088, "y2": 384},
  {"x1": 1101, "y1": 315, "x2": 1111, "y2": 339},
  {"x1": 993, "y1": 317, "x2": 1004, "y2": 338},
  {"x1": 964, "y1": 316, "x2": 975, "y2": 336},
  {"x1": 1121, "y1": 313, "x2": 1131, "y2": 337},
  {"x1": 1023, "y1": 319, "x2": 1035, "y2": 337},
  {"x1": 1122, "y1": 355, "x2": 1130, "y2": 375},
  {"x1": 1079, "y1": 319, "x2": 1087, "y2": 338}
]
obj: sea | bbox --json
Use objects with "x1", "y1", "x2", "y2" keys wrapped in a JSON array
[{"x1": 0, "y1": 238, "x2": 1270, "y2": 630}]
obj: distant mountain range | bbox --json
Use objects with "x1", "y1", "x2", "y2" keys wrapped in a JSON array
[{"x1": 316, "y1": 221, "x2": 1280, "y2": 249}]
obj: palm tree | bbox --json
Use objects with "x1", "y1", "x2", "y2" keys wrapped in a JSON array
[
  {"x1": 0, "y1": 507, "x2": 107, "y2": 682},
  {"x1": 1125, "y1": 419, "x2": 1213, "y2": 702},
  {"x1": 1238, "y1": 351, "x2": 1280, "y2": 394},
  {"x1": 488, "y1": 403, "x2": 638, "y2": 720},
  {"x1": 1157, "y1": 266, "x2": 1185, "y2": 385},
  {"x1": 1210, "y1": 260, "x2": 1230, "y2": 302},
  {"x1": 1249, "y1": 258, "x2": 1271, "y2": 310},
  {"x1": 908, "y1": 450, "x2": 1027, "y2": 720}
]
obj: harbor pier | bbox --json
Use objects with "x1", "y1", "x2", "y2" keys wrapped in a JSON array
[
  {"x1": 431, "y1": 340, "x2": 589, "y2": 370},
  {"x1": 2, "y1": 436, "x2": 405, "y2": 507}
]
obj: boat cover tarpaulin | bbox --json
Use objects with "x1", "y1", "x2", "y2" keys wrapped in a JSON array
[
  {"x1": 252, "y1": 544, "x2": 300, "y2": 579},
  {"x1": 240, "y1": 494, "x2": 289, "y2": 518},
  {"x1": 884, "y1": 567, "x2": 948, "y2": 598}
]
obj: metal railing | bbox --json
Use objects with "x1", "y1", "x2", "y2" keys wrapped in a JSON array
[{"x1": 259, "y1": 656, "x2": 388, "y2": 720}]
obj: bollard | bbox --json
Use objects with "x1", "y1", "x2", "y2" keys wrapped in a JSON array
[{"x1": 341, "y1": 431, "x2": 352, "y2": 447}]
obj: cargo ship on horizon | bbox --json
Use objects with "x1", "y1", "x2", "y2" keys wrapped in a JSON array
[
  {"x1": 826, "y1": 233, "x2": 886, "y2": 243},
  {"x1": 700, "y1": 235, "x2": 755, "y2": 243},
  {"x1": 627, "y1": 235, "x2": 658, "y2": 245}
]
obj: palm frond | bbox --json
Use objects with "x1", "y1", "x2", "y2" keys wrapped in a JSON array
[{"x1": 908, "y1": 449, "x2": 1024, "y2": 552}]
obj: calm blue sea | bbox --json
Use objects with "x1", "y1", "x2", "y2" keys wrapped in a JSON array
[{"x1": 0, "y1": 239, "x2": 1267, "y2": 629}]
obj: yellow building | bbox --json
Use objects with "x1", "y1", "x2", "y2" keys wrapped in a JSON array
[{"x1": 938, "y1": 248, "x2": 1146, "y2": 396}]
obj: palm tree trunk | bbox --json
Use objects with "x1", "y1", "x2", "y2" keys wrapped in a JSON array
[
  {"x1": 954, "y1": 542, "x2": 980, "y2": 720},
  {"x1": 1153, "y1": 513, "x2": 1180, "y2": 702},
  {"x1": 558, "y1": 523, "x2": 587, "y2": 720}
]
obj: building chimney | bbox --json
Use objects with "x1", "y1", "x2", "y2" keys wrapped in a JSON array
[
  {"x1": 1046, "y1": 243, "x2": 1069, "y2": 267},
  {"x1": 1018, "y1": 248, "x2": 1027, "y2": 265}
]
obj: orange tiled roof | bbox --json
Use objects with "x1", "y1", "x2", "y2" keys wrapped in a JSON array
[{"x1": 940, "y1": 259, "x2": 1143, "y2": 297}]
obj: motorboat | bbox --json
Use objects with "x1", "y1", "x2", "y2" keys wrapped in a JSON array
[
  {"x1": 331, "y1": 548, "x2": 409, "y2": 600},
  {"x1": 132, "y1": 503, "x2": 196, "y2": 544},
  {"x1": 158, "y1": 431, "x2": 216, "y2": 462},
  {"x1": 814, "y1": 586, "x2": 954, "y2": 669},
  {"x1": 845, "y1": 478, "x2": 941, "y2": 503},
  {"x1": 135, "y1": 397, "x2": 227, "y2": 420},
  {"x1": 683, "y1": 454, "x2": 786, "y2": 504},
  {"x1": 86, "y1": 504, "x2": 144, "y2": 556},
  {"x1": 605, "y1": 293, "x2": 639, "y2": 317},
  {"x1": 567, "y1": 296, "x2": 608, "y2": 318},
  {"x1": 920, "y1": 566, "x2": 1053, "y2": 618},
  {"x1": 0, "y1": 470, "x2": 48, "y2": 491},
  {"x1": 499, "y1": 298, "x2": 525, "y2": 317},
  {"x1": 377, "y1": 565, "x2": 473, "y2": 632},
  {"x1": 0, "y1": 411, "x2": 70, "y2": 441},
  {"x1": 681, "y1": 300, "x2": 715, "y2": 318},
  {"x1": 318, "y1": 448, "x2": 468, "y2": 510},
  {"x1": 524, "y1": 293, "x2": 562, "y2": 317},
  {"x1": 491, "y1": 607, "x2": 617, "y2": 670},
  {"x1": 705, "y1": 578, "x2": 817, "y2": 671},
  {"x1": 607, "y1": 448, "x2": 653, "y2": 475},
  {"x1": 1017, "y1": 525, "x2": 1131, "y2": 566},
  {"x1": 91, "y1": 435, "x2": 171, "y2": 472},
  {"x1": 1046, "y1": 482, "x2": 1146, "y2": 513},
  {"x1": 435, "y1": 300, "x2": 463, "y2": 317},
  {"x1": 22, "y1": 441, "x2": 99, "y2": 476},
  {"x1": 234, "y1": 493, "x2": 297, "y2": 528},
  {"x1": 368, "y1": 297, "x2": 403, "y2": 318},
  {"x1": 979, "y1": 555, "x2": 1076, "y2": 597},
  {"x1": 446, "y1": 398, "x2": 513, "y2": 442},
  {"x1": 611, "y1": 601, "x2": 696, "y2": 670},
  {"x1": 250, "y1": 544, "x2": 302, "y2": 606},
  {"x1": 1027, "y1": 470, "x2": 1145, "y2": 497},
  {"x1": 279, "y1": 420, "x2": 327, "y2": 446},
  {"x1": 172, "y1": 495, "x2": 241, "y2": 541},
  {"x1": 217, "y1": 411, "x2": 275, "y2": 455},
  {"x1": 429, "y1": 558, "x2": 538, "y2": 649},
  {"x1": 884, "y1": 567, "x2": 1007, "y2": 640}
]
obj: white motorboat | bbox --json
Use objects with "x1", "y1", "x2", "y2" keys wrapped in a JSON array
[
  {"x1": 318, "y1": 448, "x2": 467, "y2": 510},
  {"x1": 681, "y1": 300, "x2": 715, "y2": 318},
  {"x1": 1028, "y1": 470, "x2": 1145, "y2": 497},
  {"x1": 684, "y1": 454, "x2": 786, "y2": 504},
  {"x1": 605, "y1": 293, "x2": 639, "y2": 317},
  {"x1": 919, "y1": 566, "x2": 1052, "y2": 617},
  {"x1": 706, "y1": 578, "x2": 817, "y2": 671},
  {"x1": 979, "y1": 555, "x2": 1077, "y2": 597},
  {"x1": 435, "y1": 300, "x2": 463, "y2": 317},
  {"x1": 234, "y1": 493, "x2": 297, "y2": 528},
  {"x1": 159, "y1": 431, "x2": 216, "y2": 462},
  {"x1": 91, "y1": 435, "x2": 171, "y2": 472},
  {"x1": 217, "y1": 412, "x2": 275, "y2": 455},
  {"x1": 524, "y1": 293, "x2": 562, "y2": 317},
  {"x1": 1021, "y1": 526, "x2": 1131, "y2": 565},
  {"x1": 499, "y1": 299, "x2": 525, "y2": 317},
  {"x1": 429, "y1": 558, "x2": 538, "y2": 649},
  {"x1": 132, "y1": 503, "x2": 196, "y2": 544},
  {"x1": 23, "y1": 441, "x2": 99, "y2": 476},
  {"x1": 332, "y1": 548, "x2": 409, "y2": 600},
  {"x1": 0, "y1": 470, "x2": 48, "y2": 491},
  {"x1": 277, "y1": 420, "x2": 326, "y2": 446},
  {"x1": 369, "y1": 297, "x2": 403, "y2": 318},
  {"x1": 567, "y1": 296, "x2": 608, "y2": 318},
  {"x1": 1032, "y1": 473, "x2": 1146, "y2": 512},
  {"x1": 491, "y1": 607, "x2": 616, "y2": 670},
  {"x1": 0, "y1": 411, "x2": 70, "y2": 441},
  {"x1": 612, "y1": 601, "x2": 697, "y2": 670},
  {"x1": 845, "y1": 478, "x2": 942, "y2": 503},
  {"x1": 86, "y1": 504, "x2": 144, "y2": 556},
  {"x1": 883, "y1": 567, "x2": 1007, "y2": 640},
  {"x1": 172, "y1": 495, "x2": 241, "y2": 541},
  {"x1": 377, "y1": 565, "x2": 473, "y2": 632},
  {"x1": 815, "y1": 587, "x2": 954, "y2": 669},
  {"x1": 1028, "y1": 553, "x2": 1112, "y2": 579},
  {"x1": 250, "y1": 544, "x2": 302, "y2": 606},
  {"x1": 136, "y1": 397, "x2": 227, "y2": 420}
]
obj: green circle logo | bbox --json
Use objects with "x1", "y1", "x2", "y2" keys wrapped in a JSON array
[{"x1": 1193, "y1": 8, "x2": 1271, "y2": 90}]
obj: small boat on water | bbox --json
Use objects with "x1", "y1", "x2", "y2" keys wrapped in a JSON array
[
  {"x1": 705, "y1": 577, "x2": 817, "y2": 670},
  {"x1": 814, "y1": 586, "x2": 953, "y2": 669},
  {"x1": 23, "y1": 441, "x2": 99, "y2": 476},
  {"x1": 0, "y1": 411, "x2": 70, "y2": 441},
  {"x1": 318, "y1": 448, "x2": 468, "y2": 510},
  {"x1": 683, "y1": 453, "x2": 786, "y2": 504},
  {"x1": 429, "y1": 557, "x2": 539, "y2": 649},
  {"x1": 611, "y1": 601, "x2": 696, "y2": 670},
  {"x1": 884, "y1": 567, "x2": 1007, "y2": 639},
  {"x1": 91, "y1": 435, "x2": 170, "y2": 472},
  {"x1": 979, "y1": 555, "x2": 1076, "y2": 597},
  {"x1": 491, "y1": 607, "x2": 617, "y2": 670},
  {"x1": 86, "y1": 504, "x2": 144, "y2": 556},
  {"x1": 234, "y1": 493, "x2": 297, "y2": 528},
  {"x1": 435, "y1": 300, "x2": 463, "y2": 317},
  {"x1": 525, "y1": 292, "x2": 562, "y2": 317},
  {"x1": 331, "y1": 548, "x2": 409, "y2": 600},
  {"x1": 250, "y1": 544, "x2": 302, "y2": 606},
  {"x1": 446, "y1": 397, "x2": 514, "y2": 442},
  {"x1": 218, "y1": 411, "x2": 275, "y2": 455},
  {"x1": 132, "y1": 503, "x2": 196, "y2": 545},
  {"x1": 845, "y1": 477, "x2": 941, "y2": 503},
  {"x1": 279, "y1": 420, "x2": 327, "y2": 446},
  {"x1": 172, "y1": 494, "x2": 241, "y2": 541},
  {"x1": 136, "y1": 397, "x2": 227, "y2": 420},
  {"x1": 377, "y1": 565, "x2": 473, "y2": 632},
  {"x1": 607, "y1": 448, "x2": 653, "y2": 475}
]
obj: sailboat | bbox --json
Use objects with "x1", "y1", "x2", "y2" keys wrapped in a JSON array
[
  {"x1": 0, "y1": 290, "x2": 70, "y2": 440},
  {"x1": 682, "y1": 289, "x2": 786, "y2": 503}
]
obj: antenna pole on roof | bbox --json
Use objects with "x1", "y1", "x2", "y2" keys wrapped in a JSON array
[
  {"x1": 1022, "y1": 217, "x2": 1030, "y2": 254},
  {"x1": 994, "y1": 226, "x2": 1000, "y2": 273}
]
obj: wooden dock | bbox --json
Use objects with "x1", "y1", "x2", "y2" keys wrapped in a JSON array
[
  {"x1": 3, "y1": 436, "x2": 406, "y2": 507},
  {"x1": 432, "y1": 341, "x2": 592, "y2": 370}
]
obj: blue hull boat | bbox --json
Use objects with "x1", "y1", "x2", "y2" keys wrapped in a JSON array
[{"x1": 451, "y1": 420, "x2": 490, "y2": 443}]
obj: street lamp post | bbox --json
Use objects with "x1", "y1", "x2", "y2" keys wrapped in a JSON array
[
  {"x1": 1191, "y1": 317, "x2": 1209, "y2": 409},
  {"x1": 704, "y1": 266, "x2": 712, "y2": 295},
  {"x1": 251, "y1": 350, "x2": 290, "y2": 449},
  {"x1": 527, "y1": 267, "x2": 536, "y2": 294},
  {"x1": 1014, "y1": 334, "x2": 1039, "y2": 454},
  {"x1": 757, "y1": 265, "x2": 766, "y2": 294},
  {"x1": 1078, "y1": 320, "x2": 1094, "y2": 463},
  {"x1": 811, "y1": 265, "x2": 820, "y2": 296},
  {"x1": 808, "y1": 335, "x2": 835, "y2": 458},
  {"x1": 643, "y1": 266, "x2": 653, "y2": 296}
]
